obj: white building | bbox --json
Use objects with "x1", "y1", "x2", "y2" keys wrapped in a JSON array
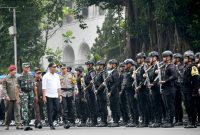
[{"x1": 41, "y1": 4, "x2": 106, "y2": 69}]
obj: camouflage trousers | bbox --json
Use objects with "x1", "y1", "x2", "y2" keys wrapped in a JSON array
[{"x1": 20, "y1": 91, "x2": 34, "y2": 126}]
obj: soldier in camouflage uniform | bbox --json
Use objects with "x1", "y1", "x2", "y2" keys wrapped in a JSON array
[{"x1": 17, "y1": 63, "x2": 38, "y2": 131}]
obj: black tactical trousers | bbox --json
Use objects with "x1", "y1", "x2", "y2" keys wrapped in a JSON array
[
  {"x1": 162, "y1": 92, "x2": 175, "y2": 124},
  {"x1": 0, "y1": 99, "x2": 5, "y2": 121},
  {"x1": 62, "y1": 96, "x2": 75, "y2": 124},
  {"x1": 125, "y1": 89, "x2": 139, "y2": 124},
  {"x1": 46, "y1": 97, "x2": 59, "y2": 126},
  {"x1": 109, "y1": 95, "x2": 121, "y2": 123},
  {"x1": 97, "y1": 93, "x2": 108, "y2": 124},
  {"x1": 85, "y1": 91, "x2": 98, "y2": 125},
  {"x1": 175, "y1": 86, "x2": 183, "y2": 123},
  {"x1": 77, "y1": 92, "x2": 88, "y2": 123},
  {"x1": 151, "y1": 87, "x2": 162, "y2": 123},
  {"x1": 184, "y1": 93, "x2": 198, "y2": 125},
  {"x1": 197, "y1": 97, "x2": 200, "y2": 123},
  {"x1": 138, "y1": 89, "x2": 150, "y2": 124},
  {"x1": 120, "y1": 91, "x2": 130, "y2": 123}
]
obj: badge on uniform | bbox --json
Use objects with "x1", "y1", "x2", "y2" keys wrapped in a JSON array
[{"x1": 191, "y1": 66, "x2": 199, "y2": 76}]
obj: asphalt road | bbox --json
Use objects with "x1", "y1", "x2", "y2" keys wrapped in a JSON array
[{"x1": 0, "y1": 126, "x2": 200, "y2": 135}]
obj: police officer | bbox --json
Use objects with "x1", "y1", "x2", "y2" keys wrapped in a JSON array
[
  {"x1": 118, "y1": 62, "x2": 130, "y2": 125},
  {"x1": 17, "y1": 63, "x2": 38, "y2": 131},
  {"x1": 135, "y1": 52, "x2": 150, "y2": 127},
  {"x1": 34, "y1": 68, "x2": 44, "y2": 129},
  {"x1": 94, "y1": 60, "x2": 108, "y2": 127},
  {"x1": 75, "y1": 66, "x2": 88, "y2": 127},
  {"x1": 195, "y1": 52, "x2": 200, "y2": 126},
  {"x1": 107, "y1": 59, "x2": 121, "y2": 127},
  {"x1": 3, "y1": 65, "x2": 23, "y2": 130},
  {"x1": 173, "y1": 53, "x2": 184, "y2": 126},
  {"x1": 123, "y1": 59, "x2": 139, "y2": 127},
  {"x1": 60, "y1": 64, "x2": 76, "y2": 129},
  {"x1": 183, "y1": 51, "x2": 200, "y2": 128},
  {"x1": 148, "y1": 51, "x2": 163, "y2": 128},
  {"x1": 84, "y1": 60, "x2": 98, "y2": 127},
  {"x1": 159, "y1": 51, "x2": 177, "y2": 128}
]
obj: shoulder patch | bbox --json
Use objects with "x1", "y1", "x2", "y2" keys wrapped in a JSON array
[{"x1": 191, "y1": 66, "x2": 199, "y2": 76}]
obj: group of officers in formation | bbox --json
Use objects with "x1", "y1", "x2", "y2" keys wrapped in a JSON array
[{"x1": 1, "y1": 50, "x2": 200, "y2": 131}]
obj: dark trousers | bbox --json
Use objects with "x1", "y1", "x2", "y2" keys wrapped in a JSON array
[
  {"x1": 162, "y1": 92, "x2": 175, "y2": 123},
  {"x1": 151, "y1": 87, "x2": 162, "y2": 123},
  {"x1": 109, "y1": 95, "x2": 121, "y2": 123},
  {"x1": 85, "y1": 91, "x2": 98, "y2": 124},
  {"x1": 62, "y1": 96, "x2": 75, "y2": 123},
  {"x1": 175, "y1": 87, "x2": 183, "y2": 123},
  {"x1": 120, "y1": 91, "x2": 130, "y2": 123},
  {"x1": 125, "y1": 89, "x2": 139, "y2": 124},
  {"x1": 138, "y1": 89, "x2": 150, "y2": 124},
  {"x1": 97, "y1": 93, "x2": 108, "y2": 124},
  {"x1": 184, "y1": 93, "x2": 198, "y2": 125},
  {"x1": 46, "y1": 97, "x2": 59, "y2": 126},
  {"x1": 0, "y1": 99, "x2": 5, "y2": 120},
  {"x1": 77, "y1": 93, "x2": 88, "y2": 123},
  {"x1": 34, "y1": 97, "x2": 44, "y2": 124}
]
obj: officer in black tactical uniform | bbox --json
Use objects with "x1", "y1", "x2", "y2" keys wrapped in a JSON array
[
  {"x1": 107, "y1": 59, "x2": 121, "y2": 127},
  {"x1": 148, "y1": 51, "x2": 163, "y2": 128},
  {"x1": 173, "y1": 53, "x2": 184, "y2": 126},
  {"x1": 122, "y1": 59, "x2": 139, "y2": 127},
  {"x1": 84, "y1": 60, "x2": 98, "y2": 127},
  {"x1": 118, "y1": 62, "x2": 130, "y2": 125},
  {"x1": 135, "y1": 52, "x2": 150, "y2": 127},
  {"x1": 195, "y1": 52, "x2": 200, "y2": 126},
  {"x1": 75, "y1": 66, "x2": 88, "y2": 127},
  {"x1": 94, "y1": 60, "x2": 108, "y2": 127},
  {"x1": 183, "y1": 51, "x2": 200, "y2": 128},
  {"x1": 159, "y1": 51, "x2": 177, "y2": 128}
]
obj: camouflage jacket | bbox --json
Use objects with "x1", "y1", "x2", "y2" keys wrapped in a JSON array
[{"x1": 17, "y1": 73, "x2": 35, "y2": 92}]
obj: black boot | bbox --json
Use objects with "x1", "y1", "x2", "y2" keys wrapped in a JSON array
[{"x1": 64, "y1": 121, "x2": 70, "y2": 129}]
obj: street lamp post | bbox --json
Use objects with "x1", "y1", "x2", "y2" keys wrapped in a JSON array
[
  {"x1": 13, "y1": 8, "x2": 17, "y2": 72},
  {"x1": 0, "y1": 7, "x2": 17, "y2": 71}
]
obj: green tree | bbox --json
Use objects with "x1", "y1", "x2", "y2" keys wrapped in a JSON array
[
  {"x1": 0, "y1": 0, "x2": 70, "y2": 71},
  {"x1": 92, "y1": 9, "x2": 125, "y2": 61}
]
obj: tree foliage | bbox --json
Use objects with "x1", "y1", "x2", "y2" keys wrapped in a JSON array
[
  {"x1": 91, "y1": 9, "x2": 126, "y2": 61},
  {"x1": 75, "y1": 0, "x2": 200, "y2": 58},
  {"x1": 0, "y1": 0, "x2": 69, "y2": 72}
]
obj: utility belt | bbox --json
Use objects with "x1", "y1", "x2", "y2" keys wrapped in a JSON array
[
  {"x1": 21, "y1": 88, "x2": 33, "y2": 93},
  {"x1": 61, "y1": 88, "x2": 73, "y2": 91}
]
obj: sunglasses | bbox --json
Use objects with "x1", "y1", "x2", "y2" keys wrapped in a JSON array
[
  {"x1": 36, "y1": 72, "x2": 42, "y2": 74},
  {"x1": 61, "y1": 68, "x2": 66, "y2": 70}
]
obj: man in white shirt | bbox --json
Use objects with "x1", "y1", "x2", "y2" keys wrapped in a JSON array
[{"x1": 42, "y1": 63, "x2": 61, "y2": 130}]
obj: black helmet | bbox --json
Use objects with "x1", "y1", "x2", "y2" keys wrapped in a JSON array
[
  {"x1": 119, "y1": 62, "x2": 125, "y2": 67},
  {"x1": 148, "y1": 51, "x2": 159, "y2": 58},
  {"x1": 96, "y1": 60, "x2": 106, "y2": 66},
  {"x1": 145, "y1": 57, "x2": 150, "y2": 63},
  {"x1": 66, "y1": 65, "x2": 72, "y2": 71},
  {"x1": 195, "y1": 52, "x2": 200, "y2": 58},
  {"x1": 162, "y1": 50, "x2": 173, "y2": 57},
  {"x1": 173, "y1": 53, "x2": 182, "y2": 59},
  {"x1": 75, "y1": 66, "x2": 84, "y2": 72},
  {"x1": 136, "y1": 52, "x2": 146, "y2": 59},
  {"x1": 184, "y1": 50, "x2": 195, "y2": 60},
  {"x1": 108, "y1": 59, "x2": 118, "y2": 65},
  {"x1": 85, "y1": 60, "x2": 94, "y2": 65},
  {"x1": 124, "y1": 59, "x2": 137, "y2": 66}
]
